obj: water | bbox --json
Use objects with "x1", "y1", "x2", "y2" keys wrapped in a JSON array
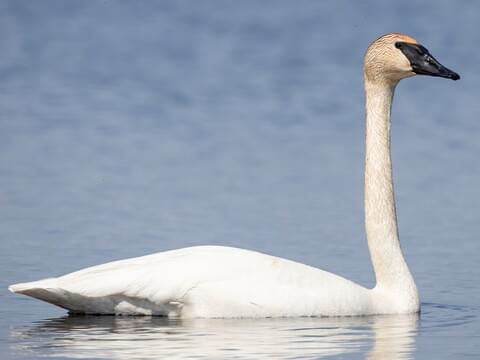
[{"x1": 0, "y1": 1, "x2": 479, "y2": 359}]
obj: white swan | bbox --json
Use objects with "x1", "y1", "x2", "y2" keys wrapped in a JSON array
[{"x1": 9, "y1": 33, "x2": 459, "y2": 318}]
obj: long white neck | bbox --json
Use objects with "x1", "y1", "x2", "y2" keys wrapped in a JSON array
[{"x1": 364, "y1": 79, "x2": 418, "y2": 310}]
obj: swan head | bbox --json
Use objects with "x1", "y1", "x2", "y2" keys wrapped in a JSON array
[{"x1": 364, "y1": 33, "x2": 460, "y2": 84}]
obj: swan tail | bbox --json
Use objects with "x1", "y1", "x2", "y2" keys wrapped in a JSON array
[
  {"x1": 9, "y1": 279, "x2": 182, "y2": 316},
  {"x1": 8, "y1": 278, "x2": 73, "y2": 311},
  {"x1": 9, "y1": 278, "x2": 58, "y2": 294}
]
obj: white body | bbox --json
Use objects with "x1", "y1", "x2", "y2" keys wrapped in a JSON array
[
  {"x1": 9, "y1": 245, "x2": 413, "y2": 317},
  {"x1": 10, "y1": 33, "x2": 437, "y2": 317}
]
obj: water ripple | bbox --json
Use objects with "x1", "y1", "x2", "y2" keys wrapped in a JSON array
[{"x1": 11, "y1": 314, "x2": 420, "y2": 360}]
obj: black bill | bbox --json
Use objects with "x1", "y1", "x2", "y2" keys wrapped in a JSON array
[{"x1": 395, "y1": 42, "x2": 460, "y2": 80}]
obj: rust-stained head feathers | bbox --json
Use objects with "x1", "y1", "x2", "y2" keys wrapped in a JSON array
[
  {"x1": 364, "y1": 33, "x2": 460, "y2": 84},
  {"x1": 364, "y1": 33, "x2": 418, "y2": 84}
]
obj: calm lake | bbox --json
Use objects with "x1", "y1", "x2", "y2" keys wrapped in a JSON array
[{"x1": 1, "y1": 1, "x2": 479, "y2": 359}]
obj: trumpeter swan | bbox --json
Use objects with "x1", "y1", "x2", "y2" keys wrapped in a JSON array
[{"x1": 9, "y1": 33, "x2": 459, "y2": 318}]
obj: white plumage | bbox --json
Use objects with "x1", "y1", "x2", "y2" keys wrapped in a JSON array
[{"x1": 10, "y1": 246, "x2": 372, "y2": 317}]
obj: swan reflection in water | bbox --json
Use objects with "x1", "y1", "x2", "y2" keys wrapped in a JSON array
[{"x1": 11, "y1": 314, "x2": 418, "y2": 359}]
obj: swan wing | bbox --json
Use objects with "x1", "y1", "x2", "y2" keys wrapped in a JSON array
[{"x1": 9, "y1": 246, "x2": 372, "y2": 317}]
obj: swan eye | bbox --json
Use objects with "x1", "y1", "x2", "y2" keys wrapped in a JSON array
[{"x1": 395, "y1": 42, "x2": 403, "y2": 49}]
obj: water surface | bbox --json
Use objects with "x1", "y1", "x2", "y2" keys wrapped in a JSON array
[{"x1": 1, "y1": 1, "x2": 479, "y2": 359}]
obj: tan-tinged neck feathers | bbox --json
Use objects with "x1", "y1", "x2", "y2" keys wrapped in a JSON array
[{"x1": 363, "y1": 36, "x2": 419, "y2": 311}]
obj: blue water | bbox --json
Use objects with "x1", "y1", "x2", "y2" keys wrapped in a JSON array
[{"x1": 1, "y1": 1, "x2": 479, "y2": 359}]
